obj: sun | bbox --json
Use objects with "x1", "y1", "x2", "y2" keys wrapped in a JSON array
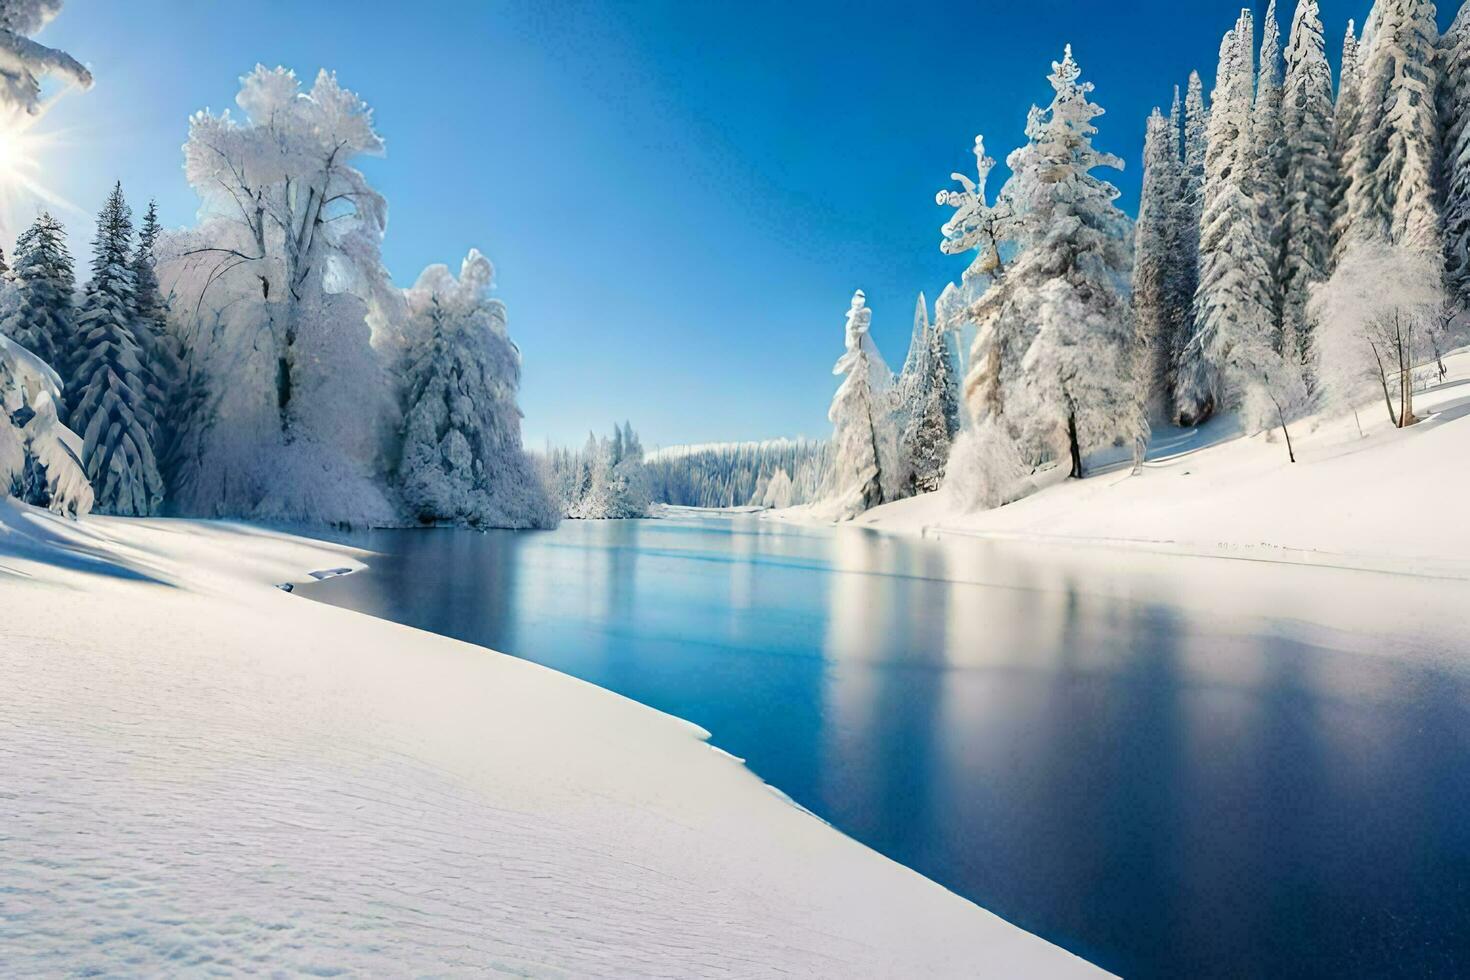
[{"x1": 0, "y1": 111, "x2": 79, "y2": 242}]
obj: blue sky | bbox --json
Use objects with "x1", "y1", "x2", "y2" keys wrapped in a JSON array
[{"x1": 28, "y1": 1, "x2": 1444, "y2": 448}]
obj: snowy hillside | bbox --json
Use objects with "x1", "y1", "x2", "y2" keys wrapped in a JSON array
[
  {"x1": 0, "y1": 501, "x2": 1103, "y2": 977},
  {"x1": 810, "y1": 348, "x2": 1470, "y2": 579}
]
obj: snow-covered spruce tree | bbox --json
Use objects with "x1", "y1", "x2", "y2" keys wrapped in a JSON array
[
  {"x1": 1131, "y1": 104, "x2": 1185, "y2": 450},
  {"x1": 0, "y1": 333, "x2": 92, "y2": 516},
  {"x1": 894, "y1": 292, "x2": 931, "y2": 492},
  {"x1": 0, "y1": 212, "x2": 76, "y2": 380},
  {"x1": 936, "y1": 131, "x2": 1026, "y2": 500},
  {"x1": 1441, "y1": 3, "x2": 1470, "y2": 303},
  {"x1": 0, "y1": 0, "x2": 91, "y2": 116},
  {"x1": 163, "y1": 66, "x2": 400, "y2": 524},
  {"x1": 1280, "y1": 0, "x2": 1336, "y2": 379},
  {"x1": 936, "y1": 135, "x2": 1014, "y2": 291},
  {"x1": 1249, "y1": 0, "x2": 1288, "y2": 343},
  {"x1": 899, "y1": 310, "x2": 959, "y2": 494},
  {"x1": 1000, "y1": 45, "x2": 1134, "y2": 480},
  {"x1": 1343, "y1": 0, "x2": 1443, "y2": 254},
  {"x1": 129, "y1": 199, "x2": 179, "y2": 453},
  {"x1": 896, "y1": 292, "x2": 930, "y2": 423},
  {"x1": 1183, "y1": 70, "x2": 1209, "y2": 225},
  {"x1": 1177, "y1": 11, "x2": 1273, "y2": 427},
  {"x1": 398, "y1": 250, "x2": 556, "y2": 529},
  {"x1": 68, "y1": 183, "x2": 165, "y2": 516},
  {"x1": 828, "y1": 289, "x2": 897, "y2": 518},
  {"x1": 1330, "y1": 20, "x2": 1364, "y2": 260}
]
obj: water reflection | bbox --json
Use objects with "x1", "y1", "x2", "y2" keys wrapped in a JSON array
[{"x1": 303, "y1": 517, "x2": 1470, "y2": 977}]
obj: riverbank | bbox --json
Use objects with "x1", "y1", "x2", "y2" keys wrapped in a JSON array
[
  {"x1": 0, "y1": 498, "x2": 1102, "y2": 976},
  {"x1": 772, "y1": 349, "x2": 1470, "y2": 579}
]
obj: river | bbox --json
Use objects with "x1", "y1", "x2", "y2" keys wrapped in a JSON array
[{"x1": 300, "y1": 515, "x2": 1470, "y2": 977}]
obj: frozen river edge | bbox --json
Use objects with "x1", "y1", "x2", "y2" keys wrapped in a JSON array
[{"x1": 0, "y1": 499, "x2": 1105, "y2": 977}]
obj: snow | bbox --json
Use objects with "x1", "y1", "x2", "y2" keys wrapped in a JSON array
[
  {"x1": 776, "y1": 347, "x2": 1470, "y2": 580},
  {"x1": 0, "y1": 501, "x2": 1101, "y2": 977}
]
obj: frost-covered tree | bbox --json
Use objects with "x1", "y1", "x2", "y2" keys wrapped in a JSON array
[
  {"x1": 398, "y1": 250, "x2": 556, "y2": 529},
  {"x1": 936, "y1": 135, "x2": 1013, "y2": 295},
  {"x1": 1280, "y1": 0, "x2": 1336, "y2": 376},
  {"x1": 1310, "y1": 241, "x2": 1452, "y2": 428},
  {"x1": 1343, "y1": 0, "x2": 1443, "y2": 253},
  {"x1": 1331, "y1": 20, "x2": 1364, "y2": 260},
  {"x1": 68, "y1": 183, "x2": 165, "y2": 516},
  {"x1": 1441, "y1": 3, "x2": 1470, "y2": 302},
  {"x1": 163, "y1": 66, "x2": 400, "y2": 524},
  {"x1": 761, "y1": 466, "x2": 794, "y2": 509},
  {"x1": 1250, "y1": 0, "x2": 1288, "y2": 340},
  {"x1": 900, "y1": 309, "x2": 959, "y2": 494},
  {"x1": 996, "y1": 46, "x2": 1135, "y2": 479},
  {"x1": 1132, "y1": 104, "x2": 1186, "y2": 437},
  {"x1": 828, "y1": 289, "x2": 896, "y2": 518},
  {"x1": 129, "y1": 199, "x2": 178, "y2": 452},
  {"x1": 1176, "y1": 72, "x2": 1208, "y2": 383},
  {"x1": 895, "y1": 292, "x2": 930, "y2": 423},
  {"x1": 0, "y1": 0, "x2": 91, "y2": 117},
  {"x1": 1, "y1": 332, "x2": 91, "y2": 516},
  {"x1": 0, "y1": 212, "x2": 75, "y2": 378},
  {"x1": 1178, "y1": 11, "x2": 1273, "y2": 426},
  {"x1": 552, "y1": 423, "x2": 651, "y2": 519}
]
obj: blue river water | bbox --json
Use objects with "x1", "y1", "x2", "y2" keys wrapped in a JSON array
[{"x1": 300, "y1": 515, "x2": 1470, "y2": 977}]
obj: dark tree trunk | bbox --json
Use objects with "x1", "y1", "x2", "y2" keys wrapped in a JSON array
[{"x1": 1066, "y1": 410, "x2": 1083, "y2": 479}]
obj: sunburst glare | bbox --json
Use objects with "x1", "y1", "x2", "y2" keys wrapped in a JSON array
[{"x1": 0, "y1": 111, "x2": 81, "y2": 240}]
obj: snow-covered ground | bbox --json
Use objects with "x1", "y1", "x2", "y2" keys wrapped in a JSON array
[
  {"x1": 0, "y1": 499, "x2": 1103, "y2": 977},
  {"x1": 776, "y1": 349, "x2": 1470, "y2": 579}
]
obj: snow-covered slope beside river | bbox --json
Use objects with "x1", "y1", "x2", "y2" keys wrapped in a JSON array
[
  {"x1": 0, "y1": 501, "x2": 1102, "y2": 977},
  {"x1": 778, "y1": 349, "x2": 1470, "y2": 580}
]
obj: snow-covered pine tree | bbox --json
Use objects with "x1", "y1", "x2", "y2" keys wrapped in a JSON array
[
  {"x1": 896, "y1": 292, "x2": 930, "y2": 421},
  {"x1": 1250, "y1": 0, "x2": 1288, "y2": 343},
  {"x1": 397, "y1": 251, "x2": 557, "y2": 529},
  {"x1": 0, "y1": 333, "x2": 93, "y2": 516},
  {"x1": 0, "y1": 0, "x2": 91, "y2": 116},
  {"x1": 894, "y1": 291, "x2": 931, "y2": 492},
  {"x1": 900, "y1": 310, "x2": 959, "y2": 494},
  {"x1": 1280, "y1": 0, "x2": 1336, "y2": 376},
  {"x1": 1331, "y1": 20, "x2": 1364, "y2": 260},
  {"x1": 1183, "y1": 70, "x2": 1209, "y2": 215},
  {"x1": 937, "y1": 135, "x2": 1012, "y2": 428},
  {"x1": 936, "y1": 135, "x2": 1012, "y2": 293},
  {"x1": 1441, "y1": 3, "x2": 1470, "y2": 303},
  {"x1": 1175, "y1": 72, "x2": 1208, "y2": 392},
  {"x1": 1003, "y1": 45, "x2": 1135, "y2": 479},
  {"x1": 1177, "y1": 11, "x2": 1273, "y2": 426},
  {"x1": 1343, "y1": 0, "x2": 1443, "y2": 253},
  {"x1": 129, "y1": 199, "x2": 179, "y2": 455},
  {"x1": 68, "y1": 183, "x2": 165, "y2": 516},
  {"x1": 0, "y1": 212, "x2": 76, "y2": 380},
  {"x1": 828, "y1": 289, "x2": 895, "y2": 518},
  {"x1": 1132, "y1": 104, "x2": 1185, "y2": 441}
]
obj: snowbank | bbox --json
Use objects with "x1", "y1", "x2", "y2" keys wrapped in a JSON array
[
  {"x1": 776, "y1": 349, "x2": 1470, "y2": 579},
  {"x1": 0, "y1": 498, "x2": 1103, "y2": 976}
]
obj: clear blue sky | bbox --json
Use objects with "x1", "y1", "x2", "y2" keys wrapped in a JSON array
[{"x1": 30, "y1": 1, "x2": 1443, "y2": 448}]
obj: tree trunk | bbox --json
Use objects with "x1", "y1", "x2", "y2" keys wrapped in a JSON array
[
  {"x1": 1066, "y1": 410, "x2": 1083, "y2": 479},
  {"x1": 1369, "y1": 341, "x2": 1396, "y2": 424},
  {"x1": 1265, "y1": 389, "x2": 1296, "y2": 463}
]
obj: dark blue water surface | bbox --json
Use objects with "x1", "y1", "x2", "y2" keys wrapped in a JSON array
[{"x1": 301, "y1": 516, "x2": 1470, "y2": 978}]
